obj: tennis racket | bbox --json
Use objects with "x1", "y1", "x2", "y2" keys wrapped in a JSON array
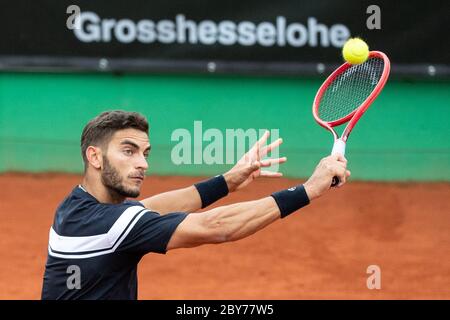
[{"x1": 312, "y1": 51, "x2": 391, "y2": 187}]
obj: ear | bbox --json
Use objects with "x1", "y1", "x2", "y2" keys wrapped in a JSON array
[{"x1": 85, "y1": 146, "x2": 103, "y2": 170}]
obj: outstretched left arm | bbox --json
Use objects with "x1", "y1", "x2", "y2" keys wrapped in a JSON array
[{"x1": 140, "y1": 131, "x2": 286, "y2": 214}]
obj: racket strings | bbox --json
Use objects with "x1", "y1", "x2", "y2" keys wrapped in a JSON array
[{"x1": 318, "y1": 57, "x2": 384, "y2": 122}]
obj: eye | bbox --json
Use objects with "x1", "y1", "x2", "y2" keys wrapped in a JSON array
[
  {"x1": 144, "y1": 153, "x2": 149, "y2": 159},
  {"x1": 123, "y1": 149, "x2": 133, "y2": 156}
]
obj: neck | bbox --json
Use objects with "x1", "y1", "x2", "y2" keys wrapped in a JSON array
[{"x1": 81, "y1": 173, "x2": 125, "y2": 204}]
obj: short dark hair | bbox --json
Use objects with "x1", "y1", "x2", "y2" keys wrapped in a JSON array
[{"x1": 81, "y1": 110, "x2": 149, "y2": 168}]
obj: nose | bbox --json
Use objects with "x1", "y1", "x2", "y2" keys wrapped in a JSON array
[{"x1": 136, "y1": 154, "x2": 149, "y2": 171}]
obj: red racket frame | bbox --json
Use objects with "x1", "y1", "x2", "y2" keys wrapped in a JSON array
[{"x1": 312, "y1": 51, "x2": 391, "y2": 143}]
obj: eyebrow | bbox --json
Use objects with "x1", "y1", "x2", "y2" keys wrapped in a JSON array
[{"x1": 120, "y1": 140, "x2": 151, "y2": 152}]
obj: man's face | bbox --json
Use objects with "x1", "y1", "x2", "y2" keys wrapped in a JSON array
[{"x1": 101, "y1": 128, "x2": 150, "y2": 198}]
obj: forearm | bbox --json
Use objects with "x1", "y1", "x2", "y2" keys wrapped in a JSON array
[
  {"x1": 203, "y1": 197, "x2": 282, "y2": 242},
  {"x1": 204, "y1": 184, "x2": 310, "y2": 242},
  {"x1": 167, "y1": 184, "x2": 311, "y2": 250},
  {"x1": 202, "y1": 155, "x2": 349, "y2": 242},
  {"x1": 140, "y1": 175, "x2": 230, "y2": 214},
  {"x1": 140, "y1": 186, "x2": 202, "y2": 214}
]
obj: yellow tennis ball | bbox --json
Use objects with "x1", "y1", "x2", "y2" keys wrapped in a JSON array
[{"x1": 342, "y1": 38, "x2": 369, "y2": 65}]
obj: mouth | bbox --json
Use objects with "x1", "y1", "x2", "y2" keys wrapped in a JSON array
[{"x1": 129, "y1": 175, "x2": 144, "y2": 182}]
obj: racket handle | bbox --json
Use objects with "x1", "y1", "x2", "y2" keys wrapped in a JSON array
[
  {"x1": 331, "y1": 176, "x2": 340, "y2": 187},
  {"x1": 330, "y1": 138, "x2": 346, "y2": 188},
  {"x1": 331, "y1": 138, "x2": 346, "y2": 157}
]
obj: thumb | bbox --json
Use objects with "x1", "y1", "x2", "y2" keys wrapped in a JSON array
[
  {"x1": 247, "y1": 160, "x2": 261, "y2": 173},
  {"x1": 253, "y1": 160, "x2": 262, "y2": 169}
]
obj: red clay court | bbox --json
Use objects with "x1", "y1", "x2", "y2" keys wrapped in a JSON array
[{"x1": 0, "y1": 173, "x2": 448, "y2": 299}]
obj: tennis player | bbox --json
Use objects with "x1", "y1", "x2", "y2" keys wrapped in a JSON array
[{"x1": 41, "y1": 110, "x2": 350, "y2": 299}]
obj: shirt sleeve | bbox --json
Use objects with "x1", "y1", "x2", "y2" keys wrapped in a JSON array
[{"x1": 117, "y1": 210, "x2": 187, "y2": 255}]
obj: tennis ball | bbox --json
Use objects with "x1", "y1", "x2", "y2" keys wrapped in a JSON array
[{"x1": 342, "y1": 38, "x2": 369, "y2": 65}]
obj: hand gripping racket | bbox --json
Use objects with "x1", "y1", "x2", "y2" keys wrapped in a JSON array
[{"x1": 313, "y1": 51, "x2": 391, "y2": 187}]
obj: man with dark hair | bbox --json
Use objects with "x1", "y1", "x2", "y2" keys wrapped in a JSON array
[{"x1": 41, "y1": 110, "x2": 350, "y2": 300}]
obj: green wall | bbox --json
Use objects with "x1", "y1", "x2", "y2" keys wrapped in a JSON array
[{"x1": 0, "y1": 72, "x2": 449, "y2": 181}]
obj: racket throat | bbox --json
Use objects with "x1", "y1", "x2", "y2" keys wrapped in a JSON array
[{"x1": 331, "y1": 138, "x2": 346, "y2": 156}]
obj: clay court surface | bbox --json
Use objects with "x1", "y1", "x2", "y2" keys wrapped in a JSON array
[{"x1": 0, "y1": 173, "x2": 448, "y2": 299}]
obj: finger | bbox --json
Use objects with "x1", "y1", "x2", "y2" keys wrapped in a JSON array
[
  {"x1": 336, "y1": 154, "x2": 348, "y2": 163},
  {"x1": 338, "y1": 170, "x2": 351, "y2": 187},
  {"x1": 251, "y1": 161, "x2": 262, "y2": 170},
  {"x1": 336, "y1": 161, "x2": 347, "y2": 170},
  {"x1": 324, "y1": 161, "x2": 346, "y2": 176},
  {"x1": 260, "y1": 171, "x2": 283, "y2": 177},
  {"x1": 257, "y1": 130, "x2": 270, "y2": 149},
  {"x1": 260, "y1": 157, "x2": 287, "y2": 167},
  {"x1": 329, "y1": 154, "x2": 347, "y2": 164},
  {"x1": 260, "y1": 138, "x2": 283, "y2": 156},
  {"x1": 326, "y1": 156, "x2": 347, "y2": 170},
  {"x1": 336, "y1": 167, "x2": 348, "y2": 187},
  {"x1": 247, "y1": 130, "x2": 269, "y2": 156}
]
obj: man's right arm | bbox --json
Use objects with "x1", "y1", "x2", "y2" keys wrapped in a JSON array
[{"x1": 166, "y1": 154, "x2": 350, "y2": 251}]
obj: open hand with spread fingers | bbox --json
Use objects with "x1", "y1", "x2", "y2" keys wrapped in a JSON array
[{"x1": 223, "y1": 130, "x2": 287, "y2": 192}]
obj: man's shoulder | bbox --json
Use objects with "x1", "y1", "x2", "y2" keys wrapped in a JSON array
[
  {"x1": 53, "y1": 185, "x2": 146, "y2": 237},
  {"x1": 47, "y1": 186, "x2": 152, "y2": 260}
]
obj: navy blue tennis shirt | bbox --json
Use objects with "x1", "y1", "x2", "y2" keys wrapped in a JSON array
[{"x1": 41, "y1": 185, "x2": 187, "y2": 300}]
